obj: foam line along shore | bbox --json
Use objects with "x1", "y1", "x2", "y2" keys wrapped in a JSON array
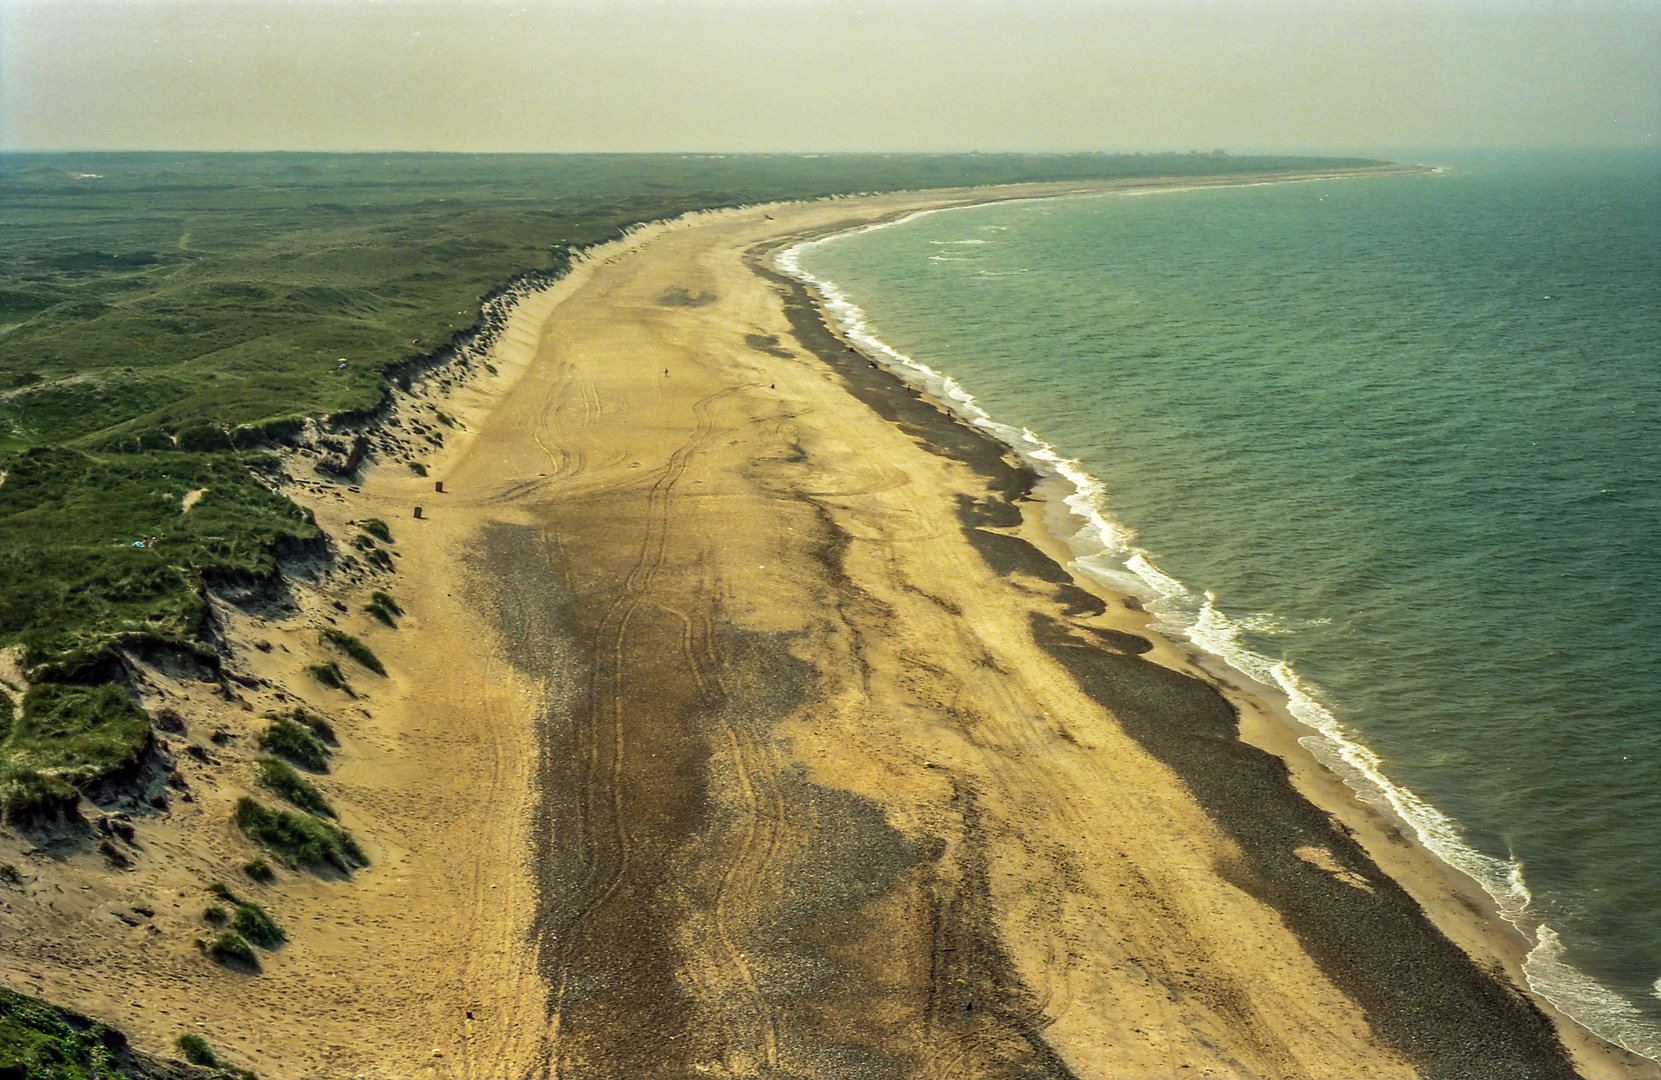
[{"x1": 765, "y1": 170, "x2": 1661, "y2": 1073}]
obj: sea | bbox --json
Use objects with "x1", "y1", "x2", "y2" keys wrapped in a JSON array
[{"x1": 780, "y1": 149, "x2": 1661, "y2": 1060}]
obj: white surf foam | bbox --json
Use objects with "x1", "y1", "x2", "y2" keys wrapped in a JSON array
[
  {"x1": 1526, "y1": 927, "x2": 1661, "y2": 1059},
  {"x1": 774, "y1": 209, "x2": 1661, "y2": 1062}
]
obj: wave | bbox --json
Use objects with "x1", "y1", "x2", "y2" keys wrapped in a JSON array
[{"x1": 774, "y1": 219, "x2": 1661, "y2": 1063}]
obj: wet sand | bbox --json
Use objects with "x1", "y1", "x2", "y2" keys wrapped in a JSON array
[{"x1": 334, "y1": 170, "x2": 1649, "y2": 1078}]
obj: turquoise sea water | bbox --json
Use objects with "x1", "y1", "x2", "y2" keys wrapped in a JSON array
[{"x1": 783, "y1": 150, "x2": 1661, "y2": 1058}]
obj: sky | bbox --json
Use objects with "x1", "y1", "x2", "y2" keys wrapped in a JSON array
[{"x1": 3, "y1": 0, "x2": 1658, "y2": 153}]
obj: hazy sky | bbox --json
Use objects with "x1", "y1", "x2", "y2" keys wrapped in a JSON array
[{"x1": 4, "y1": 0, "x2": 1658, "y2": 153}]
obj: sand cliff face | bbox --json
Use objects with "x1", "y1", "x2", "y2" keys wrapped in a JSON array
[{"x1": 1, "y1": 174, "x2": 1648, "y2": 1080}]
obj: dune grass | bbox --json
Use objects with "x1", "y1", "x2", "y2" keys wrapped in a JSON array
[
  {"x1": 0, "y1": 986, "x2": 127, "y2": 1080},
  {"x1": 0, "y1": 445, "x2": 320, "y2": 676},
  {"x1": 175, "y1": 1032, "x2": 258, "y2": 1079},
  {"x1": 0, "y1": 686, "x2": 150, "y2": 818},
  {"x1": 255, "y1": 756, "x2": 334, "y2": 818},
  {"x1": 306, "y1": 661, "x2": 354, "y2": 697},
  {"x1": 234, "y1": 796, "x2": 365, "y2": 873},
  {"x1": 201, "y1": 931, "x2": 259, "y2": 971},
  {"x1": 257, "y1": 713, "x2": 330, "y2": 772},
  {"x1": 206, "y1": 883, "x2": 286, "y2": 948},
  {"x1": 319, "y1": 628, "x2": 384, "y2": 676}
]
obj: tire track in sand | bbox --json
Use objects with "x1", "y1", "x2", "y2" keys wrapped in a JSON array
[
  {"x1": 538, "y1": 384, "x2": 737, "y2": 1076},
  {"x1": 676, "y1": 605, "x2": 785, "y2": 1072}
]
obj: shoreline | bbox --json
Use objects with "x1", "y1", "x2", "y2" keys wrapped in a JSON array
[
  {"x1": 759, "y1": 189, "x2": 1661, "y2": 1067},
  {"x1": 392, "y1": 168, "x2": 1640, "y2": 1076},
  {"x1": 742, "y1": 182, "x2": 1655, "y2": 1076},
  {"x1": 369, "y1": 168, "x2": 1649, "y2": 1076}
]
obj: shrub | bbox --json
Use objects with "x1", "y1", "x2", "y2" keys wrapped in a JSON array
[
  {"x1": 255, "y1": 756, "x2": 334, "y2": 818},
  {"x1": 203, "y1": 905, "x2": 228, "y2": 925},
  {"x1": 202, "y1": 931, "x2": 259, "y2": 970},
  {"x1": 242, "y1": 858, "x2": 275, "y2": 884},
  {"x1": 206, "y1": 883, "x2": 284, "y2": 946},
  {"x1": 306, "y1": 661, "x2": 354, "y2": 697},
  {"x1": 358, "y1": 518, "x2": 392, "y2": 543},
  {"x1": 174, "y1": 1032, "x2": 217, "y2": 1064},
  {"x1": 257, "y1": 715, "x2": 328, "y2": 771},
  {"x1": 233, "y1": 414, "x2": 305, "y2": 447},
  {"x1": 234, "y1": 797, "x2": 365, "y2": 873},
  {"x1": 176, "y1": 1031, "x2": 259, "y2": 1079},
  {"x1": 320, "y1": 628, "x2": 385, "y2": 676},
  {"x1": 231, "y1": 902, "x2": 285, "y2": 948},
  {"x1": 173, "y1": 422, "x2": 232, "y2": 452},
  {"x1": 365, "y1": 590, "x2": 403, "y2": 627}
]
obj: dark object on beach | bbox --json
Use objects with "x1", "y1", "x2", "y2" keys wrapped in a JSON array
[
  {"x1": 413, "y1": 505, "x2": 423, "y2": 519},
  {"x1": 435, "y1": 480, "x2": 444, "y2": 493}
]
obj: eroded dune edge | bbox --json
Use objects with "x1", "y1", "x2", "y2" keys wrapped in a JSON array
[{"x1": 5, "y1": 170, "x2": 1650, "y2": 1080}]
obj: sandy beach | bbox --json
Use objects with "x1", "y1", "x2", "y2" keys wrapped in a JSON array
[{"x1": 5, "y1": 168, "x2": 1656, "y2": 1079}]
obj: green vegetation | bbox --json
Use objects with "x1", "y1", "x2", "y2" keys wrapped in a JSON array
[
  {"x1": 175, "y1": 1033, "x2": 258, "y2": 1080},
  {"x1": 320, "y1": 628, "x2": 384, "y2": 676},
  {"x1": 257, "y1": 713, "x2": 330, "y2": 771},
  {"x1": 305, "y1": 660, "x2": 354, "y2": 697},
  {"x1": 232, "y1": 905, "x2": 283, "y2": 948},
  {"x1": 255, "y1": 756, "x2": 335, "y2": 817},
  {"x1": 365, "y1": 590, "x2": 403, "y2": 627},
  {"x1": 0, "y1": 986, "x2": 182, "y2": 1080},
  {"x1": 358, "y1": 518, "x2": 392, "y2": 543},
  {"x1": 0, "y1": 446, "x2": 320, "y2": 675},
  {"x1": 0, "y1": 768, "x2": 81, "y2": 824},
  {"x1": 354, "y1": 538, "x2": 395, "y2": 572},
  {"x1": 242, "y1": 858, "x2": 275, "y2": 884},
  {"x1": 1, "y1": 987, "x2": 257, "y2": 1078},
  {"x1": 291, "y1": 708, "x2": 335, "y2": 745},
  {"x1": 206, "y1": 883, "x2": 286, "y2": 948},
  {"x1": 201, "y1": 931, "x2": 259, "y2": 970},
  {"x1": 234, "y1": 796, "x2": 365, "y2": 872},
  {"x1": 1, "y1": 685, "x2": 150, "y2": 817},
  {"x1": 2, "y1": 684, "x2": 148, "y2": 780}
]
